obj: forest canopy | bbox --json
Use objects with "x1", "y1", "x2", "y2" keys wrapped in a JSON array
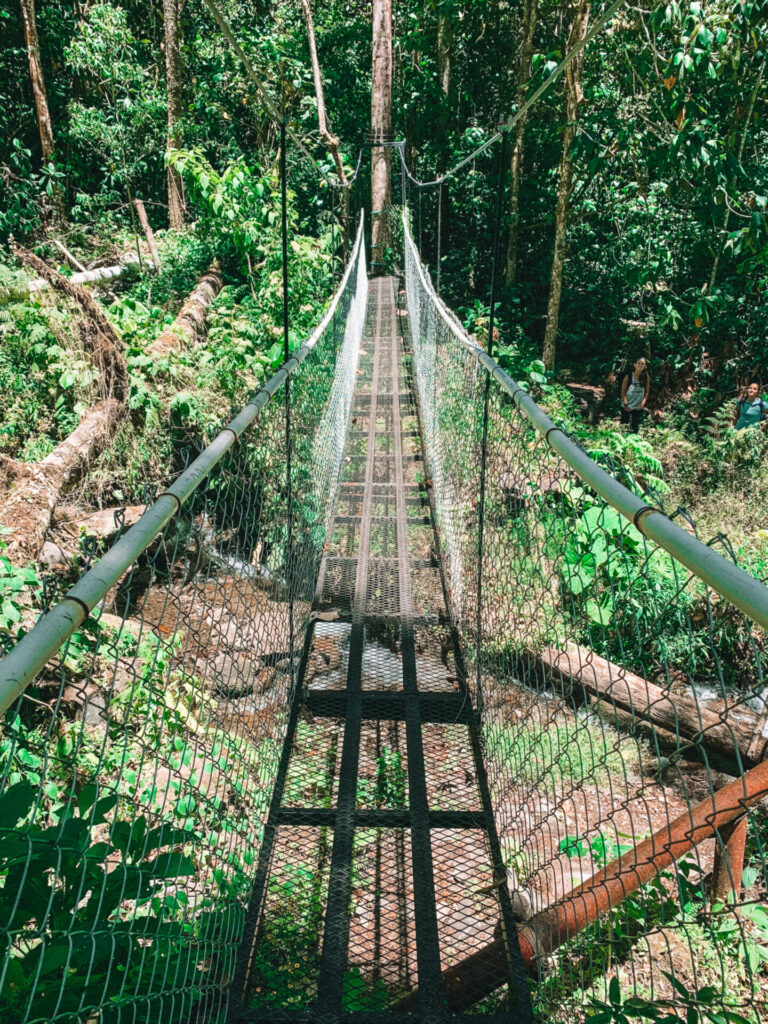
[{"x1": 3, "y1": 2, "x2": 768, "y2": 1024}]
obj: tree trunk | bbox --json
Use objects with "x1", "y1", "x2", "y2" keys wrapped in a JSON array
[
  {"x1": 529, "y1": 644, "x2": 768, "y2": 774},
  {"x1": 299, "y1": 0, "x2": 347, "y2": 186},
  {"x1": 0, "y1": 260, "x2": 139, "y2": 304},
  {"x1": 505, "y1": 0, "x2": 538, "y2": 285},
  {"x1": 435, "y1": 5, "x2": 453, "y2": 255},
  {"x1": 541, "y1": 0, "x2": 590, "y2": 370},
  {"x1": 134, "y1": 199, "x2": 161, "y2": 272},
  {"x1": 163, "y1": 0, "x2": 185, "y2": 230},
  {"x1": 19, "y1": 0, "x2": 65, "y2": 219},
  {"x1": 151, "y1": 262, "x2": 222, "y2": 354},
  {"x1": 19, "y1": 0, "x2": 54, "y2": 162},
  {"x1": 371, "y1": 0, "x2": 393, "y2": 269},
  {"x1": 0, "y1": 401, "x2": 125, "y2": 565},
  {"x1": 437, "y1": 8, "x2": 452, "y2": 108}
]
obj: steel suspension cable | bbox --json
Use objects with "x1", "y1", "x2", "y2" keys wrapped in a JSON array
[{"x1": 396, "y1": 0, "x2": 628, "y2": 188}]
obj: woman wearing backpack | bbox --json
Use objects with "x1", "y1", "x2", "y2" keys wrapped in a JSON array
[
  {"x1": 733, "y1": 381, "x2": 768, "y2": 430},
  {"x1": 620, "y1": 357, "x2": 650, "y2": 433}
]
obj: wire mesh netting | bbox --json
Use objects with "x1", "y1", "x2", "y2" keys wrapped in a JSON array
[
  {"x1": 403, "y1": 207, "x2": 768, "y2": 1023},
  {"x1": 0, "y1": 217, "x2": 367, "y2": 1024},
  {"x1": 3, "y1": 184, "x2": 768, "y2": 1024},
  {"x1": 233, "y1": 272, "x2": 532, "y2": 1023}
]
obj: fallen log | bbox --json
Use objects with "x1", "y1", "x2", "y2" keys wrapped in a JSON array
[
  {"x1": 0, "y1": 248, "x2": 130, "y2": 564},
  {"x1": 526, "y1": 644, "x2": 768, "y2": 774},
  {"x1": 0, "y1": 400, "x2": 125, "y2": 565},
  {"x1": 150, "y1": 261, "x2": 222, "y2": 355},
  {"x1": 0, "y1": 257, "x2": 140, "y2": 304},
  {"x1": 43, "y1": 505, "x2": 148, "y2": 566}
]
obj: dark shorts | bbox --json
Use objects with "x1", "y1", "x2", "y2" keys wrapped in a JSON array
[{"x1": 621, "y1": 407, "x2": 643, "y2": 433}]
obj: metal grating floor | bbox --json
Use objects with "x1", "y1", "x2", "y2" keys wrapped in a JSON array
[{"x1": 229, "y1": 278, "x2": 533, "y2": 1023}]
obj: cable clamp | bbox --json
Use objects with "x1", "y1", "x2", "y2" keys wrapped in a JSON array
[
  {"x1": 63, "y1": 594, "x2": 91, "y2": 620},
  {"x1": 157, "y1": 491, "x2": 183, "y2": 514},
  {"x1": 544, "y1": 426, "x2": 566, "y2": 446},
  {"x1": 632, "y1": 504, "x2": 664, "y2": 532}
]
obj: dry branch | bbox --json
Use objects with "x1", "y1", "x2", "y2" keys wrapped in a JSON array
[
  {"x1": 0, "y1": 247, "x2": 132, "y2": 563},
  {"x1": 133, "y1": 199, "x2": 161, "y2": 272},
  {"x1": 12, "y1": 242, "x2": 128, "y2": 401},
  {"x1": 150, "y1": 262, "x2": 222, "y2": 355},
  {"x1": 299, "y1": 0, "x2": 347, "y2": 186}
]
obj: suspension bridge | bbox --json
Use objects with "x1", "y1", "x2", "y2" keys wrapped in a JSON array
[{"x1": 1, "y1": 206, "x2": 768, "y2": 1024}]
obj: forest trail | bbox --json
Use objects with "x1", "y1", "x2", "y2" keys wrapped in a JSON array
[{"x1": 232, "y1": 276, "x2": 532, "y2": 1021}]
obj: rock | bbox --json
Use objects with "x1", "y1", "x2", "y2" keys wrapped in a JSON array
[
  {"x1": 41, "y1": 540, "x2": 71, "y2": 568},
  {"x1": 313, "y1": 635, "x2": 341, "y2": 672},
  {"x1": 509, "y1": 889, "x2": 533, "y2": 922},
  {"x1": 211, "y1": 652, "x2": 262, "y2": 698}
]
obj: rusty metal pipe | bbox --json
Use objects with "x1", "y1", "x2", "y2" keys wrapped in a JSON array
[
  {"x1": 397, "y1": 760, "x2": 768, "y2": 1011},
  {"x1": 522, "y1": 759, "x2": 768, "y2": 962},
  {"x1": 709, "y1": 815, "x2": 748, "y2": 904}
]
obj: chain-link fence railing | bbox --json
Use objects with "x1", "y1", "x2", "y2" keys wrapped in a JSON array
[
  {"x1": 404, "y1": 207, "x2": 768, "y2": 1023},
  {"x1": 0, "y1": 216, "x2": 367, "y2": 1024}
]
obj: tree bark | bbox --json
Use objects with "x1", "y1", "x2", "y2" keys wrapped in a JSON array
[
  {"x1": 133, "y1": 199, "x2": 161, "y2": 272},
  {"x1": 150, "y1": 262, "x2": 222, "y2": 355},
  {"x1": 528, "y1": 644, "x2": 768, "y2": 773},
  {"x1": 163, "y1": 0, "x2": 185, "y2": 230},
  {"x1": 371, "y1": 0, "x2": 393, "y2": 269},
  {"x1": 299, "y1": 0, "x2": 347, "y2": 187},
  {"x1": 0, "y1": 401, "x2": 125, "y2": 565},
  {"x1": 19, "y1": 0, "x2": 54, "y2": 162},
  {"x1": 505, "y1": 0, "x2": 538, "y2": 285},
  {"x1": 19, "y1": 0, "x2": 65, "y2": 219},
  {"x1": 437, "y1": 6, "x2": 452, "y2": 110},
  {"x1": 541, "y1": 0, "x2": 590, "y2": 370},
  {"x1": 435, "y1": 4, "x2": 453, "y2": 256}
]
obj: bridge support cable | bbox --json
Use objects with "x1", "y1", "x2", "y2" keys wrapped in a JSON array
[
  {"x1": 402, "y1": 204, "x2": 768, "y2": 1018},
  {"x1": 0, "y1": 215, "x2": 368, "y2": 1024}
]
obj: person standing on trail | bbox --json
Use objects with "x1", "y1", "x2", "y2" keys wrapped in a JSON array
[
  {"x1": 733, "y1": 381, "x2": 768, "y2": 431},
  {"x1": 620, "y1": 357, "x2": 650, "y2": 433}
]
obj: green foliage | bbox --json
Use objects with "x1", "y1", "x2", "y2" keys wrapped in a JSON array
[
  {"x1": 0, "y1": 533, "x2": 39, "y2": 636},
  {"x1": 65, "y1": 4, "x2": 165, "y2": 205},
  {"x1": 586, "y1": 974, "x2": 753, "y2": 1024},
  {"x1": 0, "y1": 300, "x2": 90, "y2": 459},
  {"x1": 0, "y1": 780, "x2": 225, "y2": 1024}
]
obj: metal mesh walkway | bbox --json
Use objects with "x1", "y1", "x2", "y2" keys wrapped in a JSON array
[{"x1": 230, "y1": 276, "x2": 533, "y2": 1022}]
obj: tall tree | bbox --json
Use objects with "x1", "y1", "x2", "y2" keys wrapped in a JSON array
[
  {"x1": 19, "y1": 0, "x2": 54, "y2": 163},
  {"x1": 371, "y1": 0, "x2": 392, "y2": 268},
  {"x1": 504, "y1": 0, "x2": 538, "y2": 285},
  {"x1": 163, "y1": 0, "x2": 185, "y2": 229},
  {"x1": 19, "y1": 0, "x2": 63, "y2": 217},
  {"x1": 542, "y1": 0, "x2": 590, "y2": 370}
]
